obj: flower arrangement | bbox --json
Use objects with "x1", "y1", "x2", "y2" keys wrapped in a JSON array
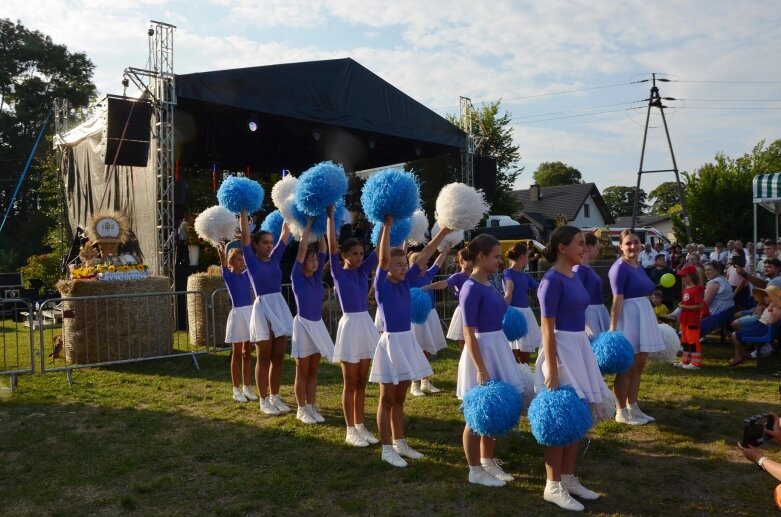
[{"x1": 71, "y1": 263, "x2": 149, "y2": 280}]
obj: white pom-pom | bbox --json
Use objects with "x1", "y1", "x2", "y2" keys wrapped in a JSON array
[
  {"x1": 432, "y1": 221, "x2": 464, "y2": 252},
  {"x1": 435, "y1": 183, "x2": 489, "y2": 231},
  {"x1": 277, "y1": 192, "x2": 297, "y2": 224},
  {"x1": 407, "y1": 209, "x2": 429, "y2": 246},
  {"x1": 272, "y1": 175, "x2": 298, "y2": 213},
  {"x1": 194, "y1": 205, "x2": 238, "y2": 246}
]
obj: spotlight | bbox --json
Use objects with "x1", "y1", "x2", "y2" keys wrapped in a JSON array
[
  {"x1": 148, "y1": 27, "x2": 155, "y2": 37},
  {"x1": 368, "y1": 137, "x2": 376, "y2": 150},
  {"x1": 248, "y1": 121, "x2": 258, "y2": 132},
  {"x1": 121, "y1": 77, "x2": 129, "y2": 88},
  {"x1": 312, "y1": 129, "x2": 321, "y2": 141},
  {"x1": 414, "y1": 144, "x2": 422, "y2": 156}
]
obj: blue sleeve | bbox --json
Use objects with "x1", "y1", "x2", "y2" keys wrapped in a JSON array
[
  {"x1": 405, "y1": 263, "x2": 422, "y2": 283},
  {"x1": 270, "y1": 240, "x2": 287, "y2": 263},
  {"x1": 539, "y1": 276, "x2": 562, "y2": 319},
  {"x1": 317, "y1": 253, "x2": 327, "y2": 277},
  {"x1": 428, "y1": 264, "x2": 440, "y2": 278},
  {"x1": 446, "y1": 274, "x2": 458, "y2": 287},
  {"x1": 361, "y1": 250, "x2": 378, "y2": 274},
  {"x1": 374, "y1": 265, "x2": 386, "y2": 302},
  {"x1": 243, "y1": 244, "x2": 261, "y2": 275},
  {"x1": 291, "y1": 260, "x2": 304, "y2": 283},
  {"x1": 527, "y1": 273, "x2": 539, "y2": 291},
  {"x1": 329, "y1": 253, "x2": 342, "y2": 281},
  {"x1": 460, "y1": 282, "x2": 481, "y2": 328},
  {"x1": 609, "y1": 261, "x2": 626, "y2": 296}
]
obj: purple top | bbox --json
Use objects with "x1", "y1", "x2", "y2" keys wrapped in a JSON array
[
  {"x1": 460, "y1": 279, "x2": 507, "y2": 332},
  {"x1": 502, "y1": 268, "x2": 539, "y2": 308},
  {"x1": 243, "y1": 240, "x2": 287, "y2": 296},
  {"x1": 447, "y1": 272, "x2": 470, "y2": 295},
  {"x1": 539, "y1": 269, "x2": 589, "y2": 332},
  {"x1": 573, "y1": 264, "x2": 604, "y2": 305},
  {"x1": 291, "y1": 253, "x2": 327, "y2": 321},
  {"x1": 331, "y1": 250, "x2": 378, "y2": 313},
  {"x1": 374, "y1": 263, "x2": 422, "y2": 333},
  {"x1": 222, "y1": 267, "x2": 253, "y2": 308},
  {"x1": 609, "y1": 258, "x2": 655, "y2": 299},
  {"x1": 409, "y1": 264, "x2": 440, "y2": 306}
]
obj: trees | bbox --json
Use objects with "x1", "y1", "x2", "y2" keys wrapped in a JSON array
[
  {"x1": 602, "y1": 186, "x2": 648, "y2": 218},
  {"x1": 648, "y1": 181, "x2": 684, "y2": 214},
  {"x1": 532, "y1": 161, "x2": 583, "y2": 187}
]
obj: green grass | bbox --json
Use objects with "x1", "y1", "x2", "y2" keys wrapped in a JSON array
[{"x1": 3, "y1": 331, "x2": 781, "y2": 516}]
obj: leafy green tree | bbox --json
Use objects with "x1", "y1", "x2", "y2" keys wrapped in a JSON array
[
  {"x1": 648, "y1": 181, "x2": 684, "y2": 214},
  {"x1": 406, "y1": 153, "x2": 459, "y2": 226},
  {"x1": 532, "y1": 161, "x2": 583, "y2": 187},
  {"x1": 602, "y1": 186, "x2": 648, "y2": 218}
]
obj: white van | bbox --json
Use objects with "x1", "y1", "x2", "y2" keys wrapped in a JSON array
[{"x1": 486, "y1": 215, "x2": 520, "y2": 227}]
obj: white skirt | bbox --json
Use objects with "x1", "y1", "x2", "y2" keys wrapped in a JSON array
[
  {"x1": 225, "y1": 305, "x2": 252, "y2": 344},
  {"x1": 446, "y1": 305, "x2": 464, "y2": 340},
  {"x1": 333, "y1": 312, "x2": 380, "y2": 363},
  {"x1": 534, "y1": 330, "x2": 611, "y2": 404},
  {"x1": 260, "y1": 292, "x2": 294, "y2": 337},
  {"x1": 369, "y1": 330, "x2": 433, "y2": 384},
  {"x1": 374, "y1": 309, "x2": 385, "y2": 332},
  {"x1": 249, "y1": 297, "x2": 270, "y2": 342},
  {"x1": 457, "y1": 330, "x2": 525, "y2": 399},
  {"x1": 508, "y1": 306, "x2": 542, "y2": 352},
  {"x1": 412, "y1": 309, "x2": 448, "y2": 355},
  {"x1": 291, "y1": 315, "x2": 335, "y2": 361},
  {"x1": 585, "y1": 304, "x2": 611, "y2": 338},
  {"x1": 617, "y1": 297, "x2": 665, "y2": 354}
]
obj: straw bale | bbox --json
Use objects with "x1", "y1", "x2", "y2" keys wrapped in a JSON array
[{"x1": 187, "y1": 273, "x2": 230, "y2": 347}]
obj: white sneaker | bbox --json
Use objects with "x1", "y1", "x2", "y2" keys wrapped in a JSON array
[
  {"x1": 307, "y1": 405, "x2": 325, "y2": 423},
  {"x1": 270, "y1": 394, "x2": 291, "y2": 413},
  {"x1": 410, "y1": 381, "x2": 426, "y2": 397},
  {"x1": 544, "y1": 481, "x2": 584, "y2": 512},
  {"x1": 381, "y1": 447, "x2": 408, "y2": 467},
  {"x1": 232, "y1": 387, "x2": 248, "y2": 403},
  {"x1": 393, "y1": 439, "x2": 423, "y2": 459},
  {"x1": 615, "y1": 407, "x2": 646, "y2": 425},
  {"x1": 682, "y1": 363, "x2": 701, "y2": 370},
  {"x1": 673, "y1": 362, "x2": 687, "y2": 368},
  {"x1": 421, "y1": 379, "x2": 441, "y2": 393},
  {"x1": 259, "y1": 396, "x2": 281, "y2": 415},
  {"x1": 296, "y1": 406, "x2": 317, "y2": 424},
  {"x1": 242, "y1": 385, "x2": 259, "y2": 401},
  {"x1": 630, "y1": 403, "x2": 655, "y2": 423},
  {"x1": 752, "y1": 343, "x2": 773, "y2": 359},
  {"x1": 481, "y1": 458, "x2": 514, "y2": 482},
  {"x1": 561, "y1": 474, "x2": 600, "y2": 500},
  {"x1": 356, "y1": 424, "x2": 379, "y2": 444},
  {"x1": 345, "y1": 427, "x2": 369, "y2": 447},
  {"x1": 469, "y1": 467, "x2": 506, "y2": 487}
]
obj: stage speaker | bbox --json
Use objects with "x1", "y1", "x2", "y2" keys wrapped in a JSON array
[
  {"x1": 474, "y1": 155, "x2": 497, "y2": 200},
  {"x1": 104, "y1": 96, "x2": 152, "y2": 167}
]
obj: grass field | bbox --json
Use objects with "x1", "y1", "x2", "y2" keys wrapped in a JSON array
[{"x1": 3, "y1": 331, "x2": 781, "y2": 516}]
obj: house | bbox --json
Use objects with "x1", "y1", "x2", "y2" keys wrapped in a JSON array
[
  {"x1": 511, "y1": 183, "x2": 615, "y2": 241},
  {"x1": 613, "y1": 214, "x2": 674, "y2": 241}
]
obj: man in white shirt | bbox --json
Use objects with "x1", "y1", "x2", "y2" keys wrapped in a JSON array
[
  {"x1": 710, "y1": 242, "x2": 728, "y2": 265},
  {"x1": 639, "y1": 243, "x2": 657, "y2": 271}
]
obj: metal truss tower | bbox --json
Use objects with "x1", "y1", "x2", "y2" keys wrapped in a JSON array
[{"x1": 459, "y1": 97, "x2": 478, "y2": 187}]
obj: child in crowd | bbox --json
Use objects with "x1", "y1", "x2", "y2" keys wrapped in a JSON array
[
  {"x1": 730, "y1": 285, "x2": 781, "y2": 367},
  {"x1": 674, "y1": 266, "x2": 704, "y2": 369},
  {"x1": 651, "y1": 290, "x2": 670, "y2": 322}
]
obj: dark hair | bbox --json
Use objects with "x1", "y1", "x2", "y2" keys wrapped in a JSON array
[
  {"x1": 715, "y1": 242, "x2": 724, "y2": 247},
  {"x1": 764, "y1": 239, "x2": 777, "y2": 247},
  {"x1": 619, "y1": 229, "x2": 639, "y2": 246},
  {"x1": 705, "y1": 260, "x2": 723, "y2": 274},
  {"x1": 542, "y1": 225, "x2": 582, "y2": 263},
  {"x1": 251, "y1": 230, "x2": 272, "y2": 252},
  {"x1": 455, "y1": 248, "x2": 470, "y2": 264},
  {"x1": 390, "y1": 248, "x2": 406, "y2": 258},
  {"x1": 339, "y1": 237, "x2": 362, "y2": 254},
  {"x1": 506, "y1": 242, "x2": 528, "y2": 261},
  {"x1": 465, "y1": 234, "x2": 500, "y2": 262},
  {"x1": 766, "y1": 258, "x2": 781, "y2": 269},
  {"x1": 584, "y1": 232, "x2": 599, "y2": 247},
  {"x1": 655, "y1": 254, "x2": 666, "y2": 261},
  {"x1": 651, "y1": 290, "x2": 663, "y2": 298},
  {"x1": 304, "y1": 243, "x2": 319, "y2": 260}
]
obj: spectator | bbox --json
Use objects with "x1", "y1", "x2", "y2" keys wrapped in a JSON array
[
  {"x1": 737, "y1": 413, "x2": 781, "y2": 511},
  {"x1": 527, "y1": 246, "x2": 540, "y2": 272},
  {"x1": 639, "y1": 243, "x2": 657, "y2": 271},
  {"x1": 697, "y1": 244, "x2": 707, "y2": 257},
  {"x1": 710, "y1": 242, "x2": 728, "y2": 266},
  {"x1": 700, "y1": 261, "x2": 736, "y2": 336},
  {"x1": 757, "y1": 239, "x2": 780, "y2": 280},
  {"x1": 727, "y1": 253, "x2": 750, "y2": 310},
  {"x1": 648, "y1": 254, "x2": 675, "y2": 311},
  {"x1": 746, "y1": 241, "x2": 756, "y2": 275},
  {"x1": 654, "y1": 241, "x2": 668, "y2": 264},
  {"x1": 669, "y1": 244, "x2": 684, "y2": 272},
  {"x1": 730, "y1": 285, "x2": 781, "y2": 367},
  {"x1": 686, "y1": 253, "x2": 707, "y2": 286},
  {"x1": 650, "y1": 290, "x2": 670, "y2": 320},
  {"x1": 739, "y1": 258, "x2": 781, "y2": 290}
]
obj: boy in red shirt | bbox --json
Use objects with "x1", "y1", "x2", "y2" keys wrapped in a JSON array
[{"x1": 675, "y1": 265, "x2": 705, "y2": 369}]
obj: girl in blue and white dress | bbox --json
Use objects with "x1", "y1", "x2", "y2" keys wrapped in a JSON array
[
  {"x1": 502, "y1": 242, "x2": 542, "y2": 364},
  {"x1": 573, "y1": 232, "x2": 610, "y2": 339},
  {"x1": 423, "y1": 248, "x2": 472, "y2": 351},
  {"x1": 370, "y1": 216, "x2": 452, "y2": 468},
  {"x1": 240, "y1": 209, "x2": 294, "y2": 416},
  {"x1": 217, "y1": 244, "x2": 258, "y2": 404},
  {"x1": 457, "y1": 234, "x2": 525, "y2": 488},
  {"x1": 290, "y1": 218, "x2": 334, "y2": 425}
]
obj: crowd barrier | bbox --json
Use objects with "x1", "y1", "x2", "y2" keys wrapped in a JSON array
[{"x1": 0, "y1": 298, "x2": 36, "y2": 390}]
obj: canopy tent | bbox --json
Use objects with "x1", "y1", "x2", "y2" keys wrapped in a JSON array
[{"x1": 752, "y1": 173, "x2": 781, "y2": 243}]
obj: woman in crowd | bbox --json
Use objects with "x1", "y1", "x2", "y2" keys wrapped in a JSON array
[{"x1": 700, "y1": 260, "x2": 736, "y2": 335}]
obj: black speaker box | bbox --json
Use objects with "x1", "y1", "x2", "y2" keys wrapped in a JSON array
[
  {"x1": 104, "y1": 96, "x2": 152, "y2": 166},
  {"x1": 474, "y1": 155, "x2": 497, "y2": 200}
]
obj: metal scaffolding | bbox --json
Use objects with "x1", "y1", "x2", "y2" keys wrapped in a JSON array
[{"x1": 459, "y1": 96, "x2": 477, "y2": 187}]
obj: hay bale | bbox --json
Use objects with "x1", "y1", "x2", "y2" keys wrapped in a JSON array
[
  {"x1": 187, "y1": 273, "x2": 230, "y2": 347},
  {"x1": 56, "y1": 277, "x2": 174, "y2": 365}
]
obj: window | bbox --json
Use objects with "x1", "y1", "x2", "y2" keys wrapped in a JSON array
[{"x1": 583, "y1": 203, "x2": 590, "y2": 218}]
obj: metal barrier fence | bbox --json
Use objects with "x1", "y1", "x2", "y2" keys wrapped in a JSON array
[{"x1": 0, "y1": 298, "x2": 35, "y2": 390}]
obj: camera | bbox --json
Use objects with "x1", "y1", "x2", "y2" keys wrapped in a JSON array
[{"x1": 742, "y1": 413, "x2": 775, "y2": 447}]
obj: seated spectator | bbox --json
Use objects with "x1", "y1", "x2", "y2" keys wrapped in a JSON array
[
  {"x1": 730, "y1": 286, "x2": 781, "y2": 367},
  {"x1": 732, "y1": 290, "x2": 767, "y2": 331},
  {"x1": 739, "y1": 258, "x2": 781, "y2": 290},
  {"x1": 700, "y1": 261, "x2": 736, "y2": 336},
  {"x1": 737, "y1": 413, "x2": 781, "y2": 511},
  {"x1": 727, "y1": 253, "x2": 750, "y2": 310},
  {"x1": 649, "y1": 254, "x2": 675, "y2": 311},
  {"x1": 651, "y1": 290, "x2": 670, "y2": 321}
]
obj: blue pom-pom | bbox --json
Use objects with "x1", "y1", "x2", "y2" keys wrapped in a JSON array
[
  {"x1": 260, "y1": 210, "x2": 285, "y2": 243},
  {"x1": 370, "y1": 218, "x2": 413, "y2": 247},
  {"x1": 294, "y1": 161, "x2": 348, "y2": 216},
  {"x1": 528, "y1": 385, "x2": 592, "y2": 446},
  {"x1": 591, "y1": 331, "x2": 635, "y2": 375},
  {"x1": 410, "y1": 287, "x2": 432, "y2": 324},
  {"x1": 462, "y1": 380, "x2": 523, "y2": 437},
  {"x1": 502, "y1": 307, "x2": 528, "y2": 341},
  {"x1": 217, "y1": 176, "x2": 265, "y2": 213},
  {"x1": 361, "y1": 168, "x2": 420, "y2": 223}
]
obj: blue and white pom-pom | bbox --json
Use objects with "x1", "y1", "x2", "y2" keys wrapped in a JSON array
[
  {"x1": 528, "y1": 385, "x2": 593, "y2": 446},
  {"x1": 370, "y1": 217, "x2": 413, "y2": 247},
  {"x1": 289, "y1": 204, "x2": 346, "y2": 243},
  {"x1": 217, "y1": 176, "x2": 265, "y2": 214},
  {"x1": 462, "y1": 380, "x2": 523, "y2": 437},
  {"x1": 194, "y1": 205, "x2": 238, "y2": 246},
  {"x1": 260, "y1": 210, "x2": 286, "y2": 243},
  {"x1": 591, "y1": 331, "x2": 634, "y2": 375},
  {"x1": 361, "y1": 168, "x2": 420, "y2": 222},
  {"x1": 407, "y1": 209, "x2": 429, "y2": 246},
  {"x1": 294, "y1": 161, "x2": 348, "y2": 216},
  {"x1": 410, "y1": 287, "x2": 432, "y2": 324},
  {"x1": 431, "y1": 221, "x2": 464, "y2": 252},
  {"x1": 435, "y1": 182, "x2": 490, "y2": 231},
  {"x1": 271, "y1": 175, "x2": 298, "y2": 221},
  {"x1": 502, "y1": 307, "x2": 528, "y2": 342}
]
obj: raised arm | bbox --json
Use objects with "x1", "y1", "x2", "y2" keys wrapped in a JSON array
[
  {"x1": 279, "y1": 221, "x2": 291, "y2": 246},
  {"x1": 240, "y1": 209, "x2": 251, "y2": 247},
  {"x1": 378, "y1": 216, "x2": 392, "y2": 271},
  {"x1": 434, "y1": 245, "x2": 450, "y2": 269},
  {"x1": 414, "y1": 225, "x2": 452, "y2": 270},
  {"x1": 326, "y1": 205, "x2": 338, "y2": 255},
  {"x1": 217, "y1": 243, "x2": 227, "y2": 268},
  {"x1": 296, "y1": 218, "x2": 313, "y2": 264},
  {"x1": 317, "y1": 234, "x2": 326, "y2": 254}
]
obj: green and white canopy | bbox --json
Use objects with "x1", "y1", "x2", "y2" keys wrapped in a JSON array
[{"x1": 754, "y1": 173, "x2": 781, "y2": 213}]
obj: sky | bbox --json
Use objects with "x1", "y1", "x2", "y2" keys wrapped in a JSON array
[{"x1": 4, "y1": 0, "x2": 781, "y2": 199}]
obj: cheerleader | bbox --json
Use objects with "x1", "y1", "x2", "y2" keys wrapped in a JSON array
[
  {"x1": 502, "y1": 242, "x2": 542, "y2": 364},
  {"x1": 609, "y1": 229, "x2": 665, "y2": 425},
  {"x1": 327, "y1": 208, "x2": 380, "y2": 448},
  {"x1": 240, "y1": 209, "x2": 294, "y2": 416},
  {"x1": 457, "y1": 234, "x2": 525, "y2": 487},
  {"x1": 423, "y1": 248, "x2": 472, "y2": 351},
  {"x1": 407, "y1": 246, "x2": 450, "y2": 396},
  {"x1": 217, "y1": 244, "x2": 258, "y2": 404},
  {"x1": 290, "y1": 218, "x2": 334, "y2": 424},
  {"x1": 535, "y1": 225, "x2": 607, "y2": 511},
  {"x1": 573, "y1": 232, "x2": 610, "y2": 338},
  {"x1": 370, "y1": 216, "x2": 451, "y2": 467}
]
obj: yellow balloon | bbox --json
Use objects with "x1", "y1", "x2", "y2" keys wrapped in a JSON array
[{"x1": 660, "y1": 273, "x2": 676, "y2": 288}]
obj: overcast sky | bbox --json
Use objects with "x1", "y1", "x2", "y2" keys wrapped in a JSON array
[{"x1": 4, "y1": 0, "x2": 780, "y2": 197}]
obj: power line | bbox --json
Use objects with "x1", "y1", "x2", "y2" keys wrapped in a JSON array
[
  {"x1": 510, "y1": 100, "x2": 645, "y2": 120},
  {"x1": 510, "y1": 106, "x2": 644, "y2": 125},
  {"x1": 672, "y1": 79, "x2": 781, "y2": 84}
]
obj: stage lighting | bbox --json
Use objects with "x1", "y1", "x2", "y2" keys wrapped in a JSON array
[
  {"x1": 368, "y1": 137, "x2": 376, "y2": 149},
  {"x1": 312, "y1": 129, "x2": 321, "y2": 141},
  {"x1": 414, "y1": 144, "x2": 422, "y2": 156},
  {"x1": 248, "y1": 121, "x2": 258, "y2": 132}
]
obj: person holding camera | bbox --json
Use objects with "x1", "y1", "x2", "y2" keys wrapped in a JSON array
[{"x1": 738, "y1": 413, "x2": 781, "y2": 509}]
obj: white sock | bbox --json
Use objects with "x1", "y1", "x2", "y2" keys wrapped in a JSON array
[
  {"x1": 561, "y1": 474, "x2": 574, "y2": 482},
  {"x1": 355, "y1": 423, "x2": 366, "y2": 430},
  {"x1": 480, "y1": 458, "x2": 493, "y2": 467},
  {"x1": 393, "y1": 438, "x2": 406, "y2": 447},
  {"x1": 469, "y1": 465, "x2": 483, "y2": 474},
  {"x1": 546, "y1": 479, "x2": 560, "y2": 489},
  {"x1": 382, "y1": 444, "x2": 394, "y2": 453},
  {"x1": 347, "y1": 426, "x2": 357, "y2": 432}
]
